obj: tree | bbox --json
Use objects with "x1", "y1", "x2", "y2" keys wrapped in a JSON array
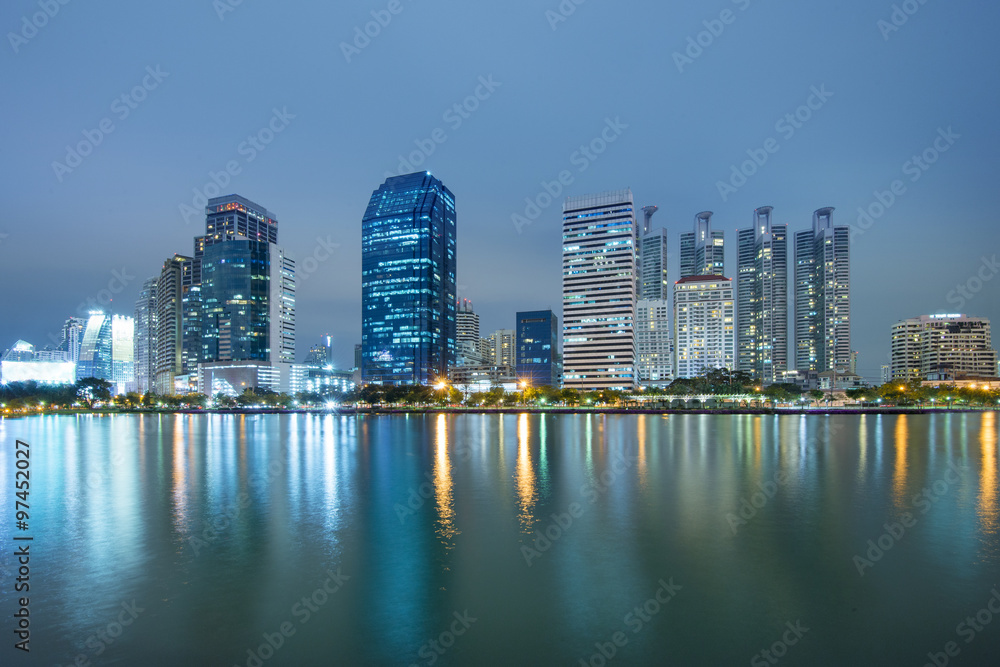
[{"x1": 76, "y1": 378, "x2": 113, "y2": 408}]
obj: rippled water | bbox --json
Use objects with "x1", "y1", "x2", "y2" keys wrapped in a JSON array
[{"x1": 1, "y1": 412, "x2": 998, "y2": 665}]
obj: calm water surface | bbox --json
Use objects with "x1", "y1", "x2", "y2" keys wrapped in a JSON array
[{"x1": 1, "y1": 412, "x2": 998, "y2": 666}]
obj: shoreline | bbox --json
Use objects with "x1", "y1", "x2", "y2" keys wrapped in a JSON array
[{"x1": 3, "y1": 406, "x2": 996, "y2": 418}]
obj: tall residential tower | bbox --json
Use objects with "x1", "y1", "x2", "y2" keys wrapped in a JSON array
[
  {"x1": 794, "y1": 207, "x2": 850, "y2": 373},
  {"x1": 737, "y1": 206, "x2": 788, "y2": 384}
]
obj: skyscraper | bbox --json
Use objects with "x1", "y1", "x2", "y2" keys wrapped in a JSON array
[
  {"x1": 134, "y1": 277, "x2": 158, "y2": 394},
  {"x1": 795, "y1": 207, "x2": 850, "y2": 373},
  {"x1": 59, "y1": 316, "x2": 86, "y2": 364},
  {"x1": 737, "y1": 206, "x2": 788, "y2": 384},
  {"x1": 155, "y1": 255, "x2": 196, "y2": 394},
  {"x1": 673, "y1": 275, "x2": 735, "y2": 379},
  {"x1": 562, "y1": 189, "x2": 637, "y2": 390},
  {"x1": 199, "y1": 238, "x2": 295, "y2": 365},
  {"x1": 679, "y1": 211, "x2": 725, "y2": 278},
  {"x1": 638, "y1": 227, "x2": 669, "y2": 301},
  {"x1": 361, "y1": 172, "x2": 457, "y2": 385},
  {"x1": 194, "y1": 195, "x2": 279, "y2": 284},
  {"x1": 78, "y1": 312, "x2": 113, "y2": 381},
  {"x1": 111, "y1": 315, "x2": 135, "y2": 393},
  {"x1": 456, "y1": 300, "x2": 483, "y2": 366},
  {"x1": 636, "y1": 299, "x2": 673, "y2": 387},
  {"x1": 516, "y1": 310, "x2": 558, "y2": 387}
]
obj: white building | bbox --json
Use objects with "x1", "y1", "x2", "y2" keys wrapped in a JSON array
[
  {"x1": 673, "y1": 275, "x2": 735, "y2": 379},
  {"x1": 456, "y1": 299, "x2": 483, "y2": 366},
  {"x1": 891, "y1": 314, "x2": 998, "y2": 380},
  {"x1": 562, "y1": 189, "x2": 637, "y2": 390},
  {"x1": 270, "y1": 245, "x2": 296, "y2": 365},
  {"x1": 636, "y1": 299, "x2": 672, "y2": 388}
]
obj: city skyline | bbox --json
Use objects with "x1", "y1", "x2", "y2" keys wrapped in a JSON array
[{"x1": 2, "y1": 1, "x2": 999, "y2": 383}]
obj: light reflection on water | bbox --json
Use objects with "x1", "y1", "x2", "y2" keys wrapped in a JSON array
[{"x1": 0, "y1": 412, "x2": 997, "y2": 665}]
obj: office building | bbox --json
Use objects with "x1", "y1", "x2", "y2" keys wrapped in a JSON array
[
  {"x1": 891, "y1": 314, "x2": 998, "y2": 381},
  {"x1": 361, "y1": 172, "x2": 457, "y2": 385},
  {"x1": 794, "y1": 207, "x2": 851, "y2": 373},
  {"x1": 516, "y1": 310, "x2": 558, "y2": 387},
  {"x1": 134, "y1": 277, "x2": 158, "y2": 394},
  {"x1": 680, "y1": 211, "x2": 725, "y2": 278},
  {"x1": 562, "y1": 189, "x2": 638, "y2": 390},
  {"x1": 636, "y1": 299, "x2": 673, "y2": 388},
  {"x1": 194, "y1": 195, "x2": 279, "y2": 284},
  {"x1": 673, "y1": 275, "x2": 735, "y2": 379},
  {"x1": 737, "y1": 206, "x2": 788, "y2": 384},
  {"x1": 78, "y1": 312, "x2": 113, "y2": 381},
  {"x1": 111, "y1": 315, "x2": 135, "y2": 393}
]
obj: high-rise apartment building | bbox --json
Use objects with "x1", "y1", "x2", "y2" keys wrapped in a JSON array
[
  {"x1": 673, "y1": 275, "x2": 735, "y2": 379},
  {"x1": 794, "y1": 207, "x2": 850, "y2": 373},
  {"x1": 155, "y1": 255, "x2": 196, "y2": 394},
  {"x1": 890, "y1": 314, "x2": 998, "y2": 380},
  {"x1": 638, "y1": 228, "x2": 669, "y2": 301},
  {"x1": 361, "y1": 172, "x2": 457, "y2": 385},
  {"x1": 134, "y1": 277, "x2": 158, "y2": 394},
  {"x1": 484, "y1": 329, "x2": 516, "y2": 368},
  {"x1": 680, "y1": 211, "x2": 725, "y2": 278},
  {"x1": 456, "y1": 300, "x2": 483, "y2": 366},
  {"x1": 59, "y1": 316, "x2": 86, "y2": 364},
  {"x1": 737, "y1": 206, "x2": 788, "y2": 384},
  {"x1": 562, "y1": 189, "x2": 637, "y2": 390},
  {"x1": 516, "y1": 310, "x2": 558, "y2": 387},
  {"x1": 636, "y1": 299, "x2": 673, "y2": 387}
]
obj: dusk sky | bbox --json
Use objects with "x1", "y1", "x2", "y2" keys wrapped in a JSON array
[{"x1": 2, "y1": 0, "x2": 998, "y2": 381}]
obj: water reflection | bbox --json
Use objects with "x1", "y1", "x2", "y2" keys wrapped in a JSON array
[
  {"x1": 516, "y1": 413, "x2": 538, "y2": 532},
  {"x1": 433, "y1": 413, "x2": 458, "y2": 548},
  {"x1": 979, "y1": 411, "x2": 998, "y2": 534},
  {"x1": 893, "y1": 415, "x2": 909, "y2": 509}
]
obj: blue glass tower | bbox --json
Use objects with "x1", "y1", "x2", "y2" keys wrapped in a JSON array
[
  {"x1": 200, "y1": 240, "x2": 272, "y2": 363},
  {"x1": 362, "y1": 172, "x2": 456, "y2": 385},
  {"x1": 516, "y1": 310, "x2": 558, "y2": 387}
]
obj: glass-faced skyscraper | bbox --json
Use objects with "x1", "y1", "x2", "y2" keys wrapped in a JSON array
[
  {"x1": 794, "y1": 207, "x2": 850, "y2": 373},
  {"x1": 516, "y1": 310, "x2": 558, "y2": 387},
  {"x1": 737, "y1": 206, "x2": 788, "y2": 384},
  {"x1": 361, "y1": 172, "x2": 457, "y2": 385},
  {"x1": 562, "y1": 189, "x2": 637, "y2": 390},
  {"x1": 134, "y1": 278, "x2": 158, "y2": 394}
]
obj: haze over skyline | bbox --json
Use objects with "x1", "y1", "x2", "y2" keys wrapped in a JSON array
[{"x1": 2, "y1": 0, "x2": 998, "y2": 381}]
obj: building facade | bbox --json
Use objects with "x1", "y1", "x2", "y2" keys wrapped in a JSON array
[
  {"x1": 154, "y1": 255, "x2": 196, "y2": 394},
  {"x1": 111, "y1": 315, "x2": 135, "y2": 393},
  {"x1": 673, "y1": 275, "x2": 735, "y2": 379},
  {"x1": 679, "y1": 211, "x2": 725, "y2": 279},
  {"x1": 891, "y1": 314, "x2": 998, "y2": 380},
  {"x1": 456, "y1": 300, "x2": 483, "y2": 366},
  {"x1": 361, "y1": 172, "x2": 457, "y2": 385},
  {"x1": 516, "y1": 310, "x2": 558, "y2": 387},
  {"x1": 78, "y1": 313, "x2": 113, "y2": 381},
  {"x1": 562, "y1": 189, "x2": 637, "y2": 390},
  {"x1": 134, "y1": 277, "x2": 158, "y2": 394},
  {"x1": 737, "y1": 206, "x2": 788, "y2": 384},
  {"x1": 636, "y1": 299, "x2": 673, "y2": 387},
  {"x1": 794, "y1": 207, "x2": 850, "y2": 373}
]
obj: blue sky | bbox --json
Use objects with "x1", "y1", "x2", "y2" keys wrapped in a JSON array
[{"x1": 1, "y1": 0, "x2": 998, "y2": 381}]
